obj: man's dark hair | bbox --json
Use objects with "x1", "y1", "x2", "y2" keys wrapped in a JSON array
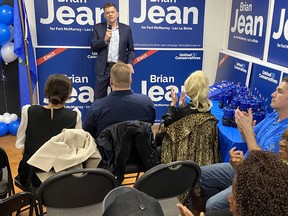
[
  {"x1": 236, "y1": 150, "x2": 288, "y2": 215},
  {"x1": 103, "y1": 3, "x2": 116, "y2": 10}
]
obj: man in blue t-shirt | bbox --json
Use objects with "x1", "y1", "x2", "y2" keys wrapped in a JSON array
[{"x1": 200, "y1": 77, "x2": 288, "y2": 211}]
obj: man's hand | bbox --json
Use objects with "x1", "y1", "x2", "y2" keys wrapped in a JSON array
[
  {"x1": 235, "y1": 108, "x2": 255, "y2": 130},
  {"x1": 105, "y1": 29, "x2": 112, "y2": 43},
  {"x1": 229, "y1": 147, "x2": 244, "y2": 170}
]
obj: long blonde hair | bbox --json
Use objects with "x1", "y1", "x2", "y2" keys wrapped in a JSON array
[{"x1": 184, "y1": 70, "x2": 212, "y2": 112}]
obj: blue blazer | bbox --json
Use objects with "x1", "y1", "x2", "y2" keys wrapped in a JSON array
[{"x1": 91, "y1": 22, "x2": 135, "y2": 75}]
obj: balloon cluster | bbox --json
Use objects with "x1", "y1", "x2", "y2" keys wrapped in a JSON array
[
  {"x1": 0, "y1": 112, "x2": 20, "y2": 136},
  {"x1": 0, "y1": 3, "x2": 17, "y2": 64}
]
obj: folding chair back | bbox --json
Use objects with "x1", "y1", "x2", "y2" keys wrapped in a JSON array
[
  {"x1": 37, "y1": 168, "x2": 118, "y2": 215},
  {"x1": 134, "y1": 160, "x2": 201, "y2": 199},
  {"x1": 0, "y1": 192, "x2": 34, "y2": 216}
]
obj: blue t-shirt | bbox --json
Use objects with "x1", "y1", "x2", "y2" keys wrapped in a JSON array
[{"x1": 244, "y1": 111, "x2": 288, "y2": 157}]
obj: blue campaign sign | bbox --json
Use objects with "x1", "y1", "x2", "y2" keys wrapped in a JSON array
[
  {"x1": 131, "y1": 50, "x2": 203, "y2": 122},
  {"x1": 248, "y1": 63, "x2": 281, "y2": 113},
  {"x1": 215, "y1": 52, "x2": 250, "y2": 86},
  {"x1": 228, "y1": 0, "x2": 269, "y2": 59},
  {"x1": 34, "y1": 0, "x2": 117, "y2": 46},
  {"x1": 268, "y1": 0, "x2": 288, "y2": 68},
  {"x1": 36, "y1": 48, "x2": 96, "y2": 119},
  {"x1": 129, "y1": 0, "x2": 205, "y2": 49}
]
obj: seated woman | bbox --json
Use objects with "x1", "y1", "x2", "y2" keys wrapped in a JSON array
[
  {"x1": 158, "y1": 70, "x2": 220, "y2": 166},
  {"x1": 16, "y1": 74, "x2": 82, "y2": 186}
]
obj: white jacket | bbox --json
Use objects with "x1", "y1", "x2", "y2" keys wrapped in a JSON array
[{"x1": 28, "y1": 128, "x2": 102, "y2": 182}]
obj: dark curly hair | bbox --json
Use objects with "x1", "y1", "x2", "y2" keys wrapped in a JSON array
[
  {"x1": 44, "y1": 74, "x2": 72, "y2": 105},
  {"x1": 236, "y1": 150, "x2": 288, "y2": 216}
]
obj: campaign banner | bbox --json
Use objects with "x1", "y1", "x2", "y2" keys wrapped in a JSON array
[
  {"x1": 33, "y1": 0, "x2": 117, "y2": 46},
  {"x1": 283, "y1": 72, "x2": 288, "y2": 80},
  {"x1": 268, "y1": 0, "x2": 288, "y2": 68},
  {"x1": 36, "y1": 47, "x2": 96, "y2": 119},
  {"x1": 228, "y1": 0, "x2": 269, "y2": 59},
  {"x1": 215, "y1": 52, "x2": 250, "y2": 86},
  {"x1": 248, "y1": 63, "x2": 281, "y2": 113},
  {"x1": 129, "y1": 0, "x2": 205, "y2": 49},
  {"x1": 132, "y1": 50, "x2": 203, "y2": 122}
]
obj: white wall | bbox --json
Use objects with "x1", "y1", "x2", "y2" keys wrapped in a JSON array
[{"x1": 202, "y1": 0, "x2": 231, "y2": 85}]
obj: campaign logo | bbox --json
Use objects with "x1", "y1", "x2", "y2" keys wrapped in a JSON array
[
  {"x1": 175, "y1": 52, "x2": 201, "y2": 60},
  {"x1": 259, "y1": 70, "x2": 278, "y2": 84},
  {"x1": 234, "y1": 62, "x2": 247, "y2": 73}
]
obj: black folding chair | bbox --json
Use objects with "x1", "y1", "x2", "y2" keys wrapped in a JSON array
[
  {"x1": 134, "y1": 160, "x2": 201, "y2": 216},
  {"x1": 0, "y1": 146, "x2": 15, "y2": 199},
  {"x1": 0, "y1": 191, "x2": 34, "y2": 216},
  {"x1": 37, "y1": 168, "x2": 118, "y2": 216}
]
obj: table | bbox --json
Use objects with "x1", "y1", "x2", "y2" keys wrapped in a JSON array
[{"x1": 211, "y1": 101, "x2": 248, "y2": 162}]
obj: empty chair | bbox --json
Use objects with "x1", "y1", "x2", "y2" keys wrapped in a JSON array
[
  {"x1": 134, "y1": 160, "x2": 201, "y2": 216},
  {"x1": 37, "y1": 168, "x2": 118, "y2": 216},
  {"x1": 0, "y1": 191, "x2": 34, "y2": 216},
  {"x1": 0, "y1": 146, "x2": 15, "y2": 199}
]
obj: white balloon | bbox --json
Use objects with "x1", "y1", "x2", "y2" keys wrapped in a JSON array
[
  {"x1": 8, "y1": 25, "x2": 14, "y2": 42},
  {"x1": 10, "y1": 113, "x2": 18, "y2": 121},
  {"x1": 0, "y1": 115, "x2": 3, "y2": 122},
  {"x1": 4, "y1": 117, "x2": 11, "y2": 124},
  {"x1": 3, "y1": 112, "x2": 10, "y2": 118},
  {"x1": 1, "y1": 42, "x2": 17, "y2": 63}
]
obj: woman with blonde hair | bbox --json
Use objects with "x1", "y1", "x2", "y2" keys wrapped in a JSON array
[{"x1": 158, "y1": 70, "x2": 219, "y2": 167}]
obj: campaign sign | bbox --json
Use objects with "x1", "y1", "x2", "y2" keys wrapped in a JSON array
[
  {"x1": 268, "y1": 0, "x2": 288, "y2": 68},
  {"x1": 283, "y1": 72, "x2": 288, "y2": 80},
  {"x1": 248, "y1": 63, "x2": 281, "y2": 113},
  {"x1": 36, "y1": 48, "x2": 96, "y2": 120},
  {"x1": 215, "y1": 52, "x2": 250, "y2": 86},
  {"x1": 228, "y1": 0, "x2": 269, "y2": 59},
  {"x1": 132, "y1": 50, "x2": 203, "y2": 122},
  {"x1": 33, "y1": 0, "x2": 118, "y2": 46},
  {"x1": 129, "y1": 0, "x2": 205, "y2": 49}
]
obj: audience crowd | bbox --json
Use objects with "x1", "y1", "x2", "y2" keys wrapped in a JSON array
[{"x1": 2, "y1": 62, "x2": 288, "y2": 216}]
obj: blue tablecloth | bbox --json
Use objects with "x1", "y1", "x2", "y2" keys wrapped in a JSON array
[{"x1": 211, "y1": 101, "x2": 248, "y2": 162}]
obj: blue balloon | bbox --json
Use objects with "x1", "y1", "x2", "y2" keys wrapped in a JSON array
[
  {"x1": 0, "y1": 23, "x2": 10, "y2": 46},
  {"x1": 8, "y1": 121, "x2": 20, "y2": 136},
  {"x1": 0, "y1": 5, "x2": 14, "y2": 26},
  {"x1": 0, "y1": 122, "x2": 8, "y2": 136}
]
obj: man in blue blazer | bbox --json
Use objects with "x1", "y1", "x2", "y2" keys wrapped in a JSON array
[{"x1": 91, "y1": 3, "x2": 135, "y2": 99}]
